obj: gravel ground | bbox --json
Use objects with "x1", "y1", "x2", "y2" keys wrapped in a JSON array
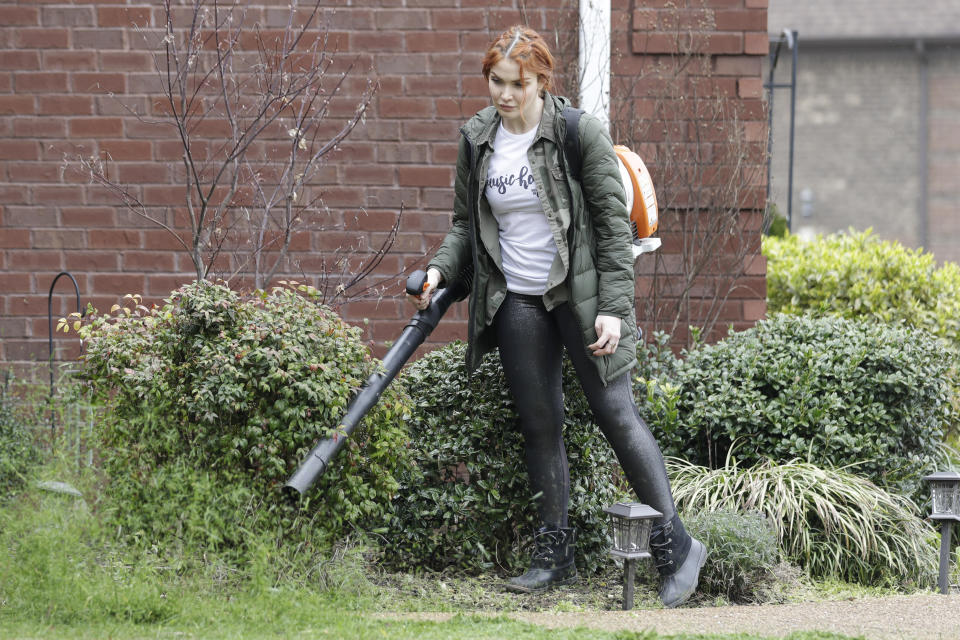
[
  {"x1": 394, "y1": 594, "x2": 960, "y2": 639},
  {"x1": 519, "y1": 593, "x2": 960, "y2": 638}
]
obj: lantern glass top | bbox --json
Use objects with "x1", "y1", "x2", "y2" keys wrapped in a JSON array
[
  {"x1": 924, "y1": 471, "x2": 960, "y2": 521},
  {"x1": 603, "y1": 502, "x2": 662, "y2": 559}
]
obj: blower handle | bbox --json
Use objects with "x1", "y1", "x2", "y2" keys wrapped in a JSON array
[{"x1": 405, "y1": 269, "x2": 429, "y2": 296}]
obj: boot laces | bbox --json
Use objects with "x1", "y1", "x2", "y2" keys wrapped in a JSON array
[
  {"x1": 531, "y1": 528, "x2": 563, "y2": 561},
  {"x1": 650, "y1": 523, "x2": 675, "y2": 570}
]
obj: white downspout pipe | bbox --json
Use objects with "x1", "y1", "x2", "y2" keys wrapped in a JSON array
[{"x1": 578, "y1": 0, "x2": 611, "y2": 129}]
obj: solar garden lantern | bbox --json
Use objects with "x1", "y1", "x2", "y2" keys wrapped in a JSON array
[
  {"x1": 923, "y1": 471, "x2": 960, "y2": 594},
  {"x1": 604, "y1": 502, "x2": 662, "y2": 610}
]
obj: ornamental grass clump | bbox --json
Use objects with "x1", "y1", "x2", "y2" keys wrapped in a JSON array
[
  {"x1": 669, "y1": 458, "x2": 938, "y2": 586},
  {"x1": 388, "y1": 342, "x2": 624, "y2": 575},
  {"x1": 68, "y1": 280, "x2": 412, "y2": 558}
]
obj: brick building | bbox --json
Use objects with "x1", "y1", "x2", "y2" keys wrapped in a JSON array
[
  {"x1": 0, "y1": 0, "x2": 769, "y2": 373},
  {"x1": 768, "y1": 0, "x2": 960, "y2": 263}
]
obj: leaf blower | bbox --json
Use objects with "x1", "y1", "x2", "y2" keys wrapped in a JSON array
[{"x1": 283, "y1": 267, "x2": 471, "y2": 498}]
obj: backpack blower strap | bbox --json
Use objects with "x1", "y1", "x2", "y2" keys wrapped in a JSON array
[{"x1": 562, "y1": 106, "x2": 584, "y2": 183}]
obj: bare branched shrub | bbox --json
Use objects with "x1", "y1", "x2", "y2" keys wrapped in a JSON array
[
  {"x1": 611, "y1": 25, "x2": 767, "y2": 346},
  {"x1": 72, "y1": 0, "x2": 392, "y2": 297},
  {"x1": 543, "y1": 3, "x2": 768, "y2": 346}
]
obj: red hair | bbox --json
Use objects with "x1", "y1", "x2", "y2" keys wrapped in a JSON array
[{"x1": 481, "y1": 26, "x2": 555, "y2": 94}]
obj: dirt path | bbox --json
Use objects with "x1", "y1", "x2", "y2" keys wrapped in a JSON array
[{"x1": 396, "y1": 594, "x2": 960, "y2": 639}]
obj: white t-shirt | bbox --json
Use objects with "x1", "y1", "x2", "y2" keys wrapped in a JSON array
[{"x1": 484, "y1": 121, "x2": 557, "y2": 295}]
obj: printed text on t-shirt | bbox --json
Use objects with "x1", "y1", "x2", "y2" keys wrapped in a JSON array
[{"x1": 486, "y1": 166, "x2": 536, "y2": 194}]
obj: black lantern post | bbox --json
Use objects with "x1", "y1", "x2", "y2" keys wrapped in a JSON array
[
  {"x1": 604, "y1": 502, "x2": 662, "y2": 610},
  {"x1": 923, "y1": 471, "x2": 960, "y2": 594}
]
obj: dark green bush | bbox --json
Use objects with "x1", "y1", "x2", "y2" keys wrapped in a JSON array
[
  {"x1": 72, "y1": 281, "x2": 412, "y2": 555},
  {"x1": 643, "y1": 314, "x2": 958, "y2": 499},
  {"x1": 387, "y1": 342, "x2": 625, "y2": 575},
  {"x1": 0, "y1": 374, "x2": 38, "y2": 497},
  {"x1": 683, "y1": 510, "x2": 787, "y2": 603},
  {"x1": 764, "y1": 229, "x2": 960, "y2": 346}
]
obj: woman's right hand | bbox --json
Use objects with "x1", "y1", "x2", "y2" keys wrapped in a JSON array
[{"x1": 407, "y1": 268, "x2": 442, "y2": 311}]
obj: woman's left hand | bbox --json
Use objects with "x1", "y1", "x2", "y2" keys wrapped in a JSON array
[{"x1": 588, "y1": 314, "x2": 622, "y2": 356}]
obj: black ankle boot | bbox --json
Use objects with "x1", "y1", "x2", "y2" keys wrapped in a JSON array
[
  {"x1": 650, "y1": 514, "x2": 707, "y2": 608},
  {"x1": 506, "y1": 525, "x2": 577, "y2": 593}
]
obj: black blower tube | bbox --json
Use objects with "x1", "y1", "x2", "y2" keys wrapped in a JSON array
[{"x1": 283, "y1": 268, "x2": 471, "y2": 498}]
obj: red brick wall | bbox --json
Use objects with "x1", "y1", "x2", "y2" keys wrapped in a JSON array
[
  {"x1": 617, "y1": 0, "x2": 769, "y2": 344},
  {"x1": 0, "y1": 0, "x2": 767, "y2": 370}
]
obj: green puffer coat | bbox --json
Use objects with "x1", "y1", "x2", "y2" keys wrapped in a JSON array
[{"x1": 427, "y1": 93, "x2": 638, "y2": 385}]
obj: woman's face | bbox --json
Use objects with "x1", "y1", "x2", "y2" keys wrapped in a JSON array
[{"x1": 488, "y1": 57, "x2": 544, "y2": 132}]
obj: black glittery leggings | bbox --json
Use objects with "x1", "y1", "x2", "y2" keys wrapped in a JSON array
[{"x1": 494, "y1": 291, "x2": 676, "y2": 528}]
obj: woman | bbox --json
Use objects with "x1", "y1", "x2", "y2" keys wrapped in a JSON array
[{"x1": 408, "y1": 26, "x2": 706, "y2": 607}]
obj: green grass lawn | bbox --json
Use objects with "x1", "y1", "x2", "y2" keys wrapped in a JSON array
[
  {"x1": 0, "y1": 485, "x2": 871, "y2": 640},
  {"x1": 2, "y1": 435, "x2": 909, "y2": 640},
  {"x1": 0, "y1": 616, "x2": 861, "y2": 640},
  {"x1": 1, "y1": 582, "x2": 862, "y2": 640}
]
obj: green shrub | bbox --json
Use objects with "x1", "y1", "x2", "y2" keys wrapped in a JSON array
[
  {"x1": 764, "y1": 229, "x2": 960, "y2": 346},
  {"x1": 70, "y1": 281, "x2": 412, "y2": 556},
  {"x1": 643, "y1": 314, "x2": 957, "y2": 499},
  {"x1": 764, "y1": 207, "x2": 788, "y2": 238},
  {"x1": 0, "y1": 373, "x2": 39, "y2": 498},
  {"x1": 387, "y1": 342, "x2": 625, "y2": 575},
  {"x1": 669, "y1": 458, "x2": 938, "y2": 585},
  {"x1": 683, "y1": 510, "x2": 788, "y2": 603},
  {"x1": 635, "y1": 330, "x2": 682, "y2": 382}
]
